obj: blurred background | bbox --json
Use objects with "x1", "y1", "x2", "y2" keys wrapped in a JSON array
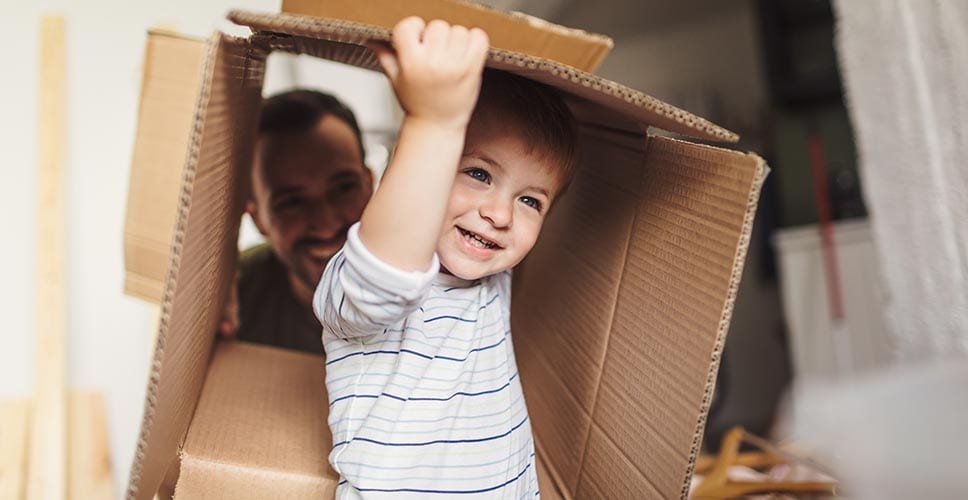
[{"x1": 1, "y1": 0, "x2": 965, "y2": 498}]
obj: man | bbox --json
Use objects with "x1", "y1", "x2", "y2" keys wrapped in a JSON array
[{"x1": 222, "y1": 90, "x2": 374, "y2": 353}]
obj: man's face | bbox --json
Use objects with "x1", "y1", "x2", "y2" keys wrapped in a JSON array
[
  {"x1": 248, "y1": 115, "x2": 373, "y2": 292},
  {"x1": 437, "y1": 117, "x2": 563, "y2": 280}
]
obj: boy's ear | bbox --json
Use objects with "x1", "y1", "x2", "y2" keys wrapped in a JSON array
[{"x1": 245, "y1": 200, "x2": 269, "y2": 236}]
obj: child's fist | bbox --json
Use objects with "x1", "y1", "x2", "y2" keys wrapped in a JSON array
[{"x1": 370, "y1": 17, "x2": 489, "y2": 130}]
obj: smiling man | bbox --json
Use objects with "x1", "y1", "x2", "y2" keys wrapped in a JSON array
[{"x1": 235, "y1": 90, "x2": 374, "y2": 353}]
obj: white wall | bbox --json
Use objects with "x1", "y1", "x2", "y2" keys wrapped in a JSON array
[
  {"x1": 0, "y1": 1, "x2": 394, "y2": 497},
  {"x1": 595, "y1": 2, "x2": 769, "y2": 138}
]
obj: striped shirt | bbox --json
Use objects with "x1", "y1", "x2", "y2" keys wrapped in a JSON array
[{"x1": 314, "y1": 223, "x2": 538, "y2": 499}]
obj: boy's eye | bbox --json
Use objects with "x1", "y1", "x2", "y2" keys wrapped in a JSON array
[
  {"x1": 464, "y1": 168, "x2": 491, "y2": 183},
  {"x1": 519, "y1": 196, "x2": 543, "y2": 212}
]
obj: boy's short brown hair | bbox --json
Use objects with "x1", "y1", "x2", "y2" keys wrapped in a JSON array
[{"x1": 474, "y1": 69, "x2": 580, "y2": 192}]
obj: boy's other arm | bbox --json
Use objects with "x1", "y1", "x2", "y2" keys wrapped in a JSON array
[{"x1": 360, "y1": 17, "x2": 489, "y2": 272}]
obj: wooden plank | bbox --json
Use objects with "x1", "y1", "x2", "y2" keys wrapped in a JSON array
[
  {"x1": 28, "y1": 15, "x2": 68, "y2": 500},
  {"x1": 0, "y1": 399, "x2": 29, "y2": 500},
  {"x1": 68, "y1": 392, "x2": 114, "y2": 500}
]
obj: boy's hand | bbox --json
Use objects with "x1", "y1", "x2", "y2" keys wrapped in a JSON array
[{"x1": 370, "y1": 17, "x2": 489, "y2": 131}]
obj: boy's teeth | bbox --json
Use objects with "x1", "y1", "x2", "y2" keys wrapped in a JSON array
[{"x1": 461, "y1": 228, "x2": 496, "y2": 249}]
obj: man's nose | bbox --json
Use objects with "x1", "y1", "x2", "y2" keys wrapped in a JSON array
[
  {"x1": 480, "y1": 195, "x2": 512, "y2": 228},
  {"x1": 306, "y1": 200, "x2": 342, "y2": 238}
]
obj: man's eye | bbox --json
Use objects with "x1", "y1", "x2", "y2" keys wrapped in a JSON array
[
  {"x1": 519, "y1": 196, "x2": 543, "y2": 212},
  {"x1": 333, "y1": 180, "x2": 361, "y2": 196},
  {"x1": 274, "y1": 197, "x2": 302, "y2": 210},
  {"x1": 464, "y1": 168, "x2": 490, "y2": 183}
]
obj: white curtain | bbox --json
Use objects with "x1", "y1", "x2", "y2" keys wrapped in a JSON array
[{"x1": 833, "y1": 0, "x2": 968, "y2": 361}]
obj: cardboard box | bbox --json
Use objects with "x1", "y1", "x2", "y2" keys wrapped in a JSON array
[{"x1": 123, "y1": 6, "x2": 766, "y2": 500}]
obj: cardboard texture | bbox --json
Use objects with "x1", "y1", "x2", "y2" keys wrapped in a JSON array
[
  {"x1": 173, "y1": 342, "x2": 336, "y2": 499},
  {"x1": 280, "y1": 0, "x2": 613, "y2": 73},
  {"x1": 123, "y1": 32, "x2": 207, "y2": 303},
  {"x1": 123, "y1": 5, "x2": 766, "y2": 500}
]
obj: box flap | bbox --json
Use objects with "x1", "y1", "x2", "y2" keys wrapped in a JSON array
[
  {"x1": 126, "y1": 32, "x2": 264, "y2": 500},
  {"x1": 173, "y1": 342, "x2": 337, "y2": 499},
  {"x1": 512, "y1": 135, "x2": 766, "y2": 498},
  {"x1": 123, "y1": 32, "x2": 206, "y2": 303},
  {"x1": 227, "y1": 10, "x2": 738, "y2": 143},
  {"x1": 278, "y1": 0, "x2": 613, "y2": 73}
]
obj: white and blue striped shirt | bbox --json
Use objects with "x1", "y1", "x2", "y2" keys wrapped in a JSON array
[{"x1": 314, "y1": 223, "x2": 538, "y2": 499}]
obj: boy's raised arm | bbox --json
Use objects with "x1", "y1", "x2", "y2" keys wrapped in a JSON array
[{"x1": 359, "y1": 17, "x2": 489, "y2": 272}]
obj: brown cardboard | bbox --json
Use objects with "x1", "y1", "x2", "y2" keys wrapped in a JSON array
[
  {"x1": 172, "y1": 341, "x2": 565, "y2": 499},
  {"x1": 124, "y1": 6, "x2": 766, "y2": 500},
  {"x1": 280, "y1": 0, "x2": 614, "y2": 73},
  {"x1": 125, "y1": 32, "x2": 262, "y2": 499},
  {"x1": 123, "y1": 32, "x2": 206, "y2": 303},
  {"x1": 173, "y1": 342, "x2": 337, "y2": 499}
]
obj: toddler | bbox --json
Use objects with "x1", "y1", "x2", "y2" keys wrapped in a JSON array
[{"x1": 314, "y1": 16, "x2": 578, "y2": 498}]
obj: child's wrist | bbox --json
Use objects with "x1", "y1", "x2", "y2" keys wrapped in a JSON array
[{"x1": 401, "y1": 114, "x2": 470, "y2": 138}]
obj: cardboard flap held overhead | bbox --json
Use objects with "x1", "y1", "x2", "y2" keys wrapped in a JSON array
[
  {"x1": 279, "y1": 0, "x2": 614, "y2": 73},
  {"x1": 228, "y1": 10, "x2": 739, "y2": 143}
]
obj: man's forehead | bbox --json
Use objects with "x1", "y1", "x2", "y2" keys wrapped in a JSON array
[
  {"x1": 255, "y1": 120, "x2": 363, "y2": 186},
  {"x1": 260, "y1": 163, "x2": 362, "y2": 191}
]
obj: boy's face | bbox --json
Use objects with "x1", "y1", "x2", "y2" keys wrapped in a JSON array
[
  {"x1": 437, "y1": 118, "x2": 563, "y2": 280},
  {"x1": 248, "y1": 115, "x2": 373, "y2": 292}
]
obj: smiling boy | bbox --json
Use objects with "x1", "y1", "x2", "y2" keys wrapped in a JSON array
[{"x1": 314, "y1": 17, "x2": 577, "y2": 498}]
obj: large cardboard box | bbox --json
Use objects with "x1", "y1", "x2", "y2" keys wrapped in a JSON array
[{"x1": 123, "y1": 6, "x2": 766, "y2": 500}]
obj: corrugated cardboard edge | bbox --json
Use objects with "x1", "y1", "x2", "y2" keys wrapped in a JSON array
[
  {"x1": 671, "y1": 139, "x2": 769, "y2": 500},
  {"x1": 227, "y1": 10, "x2": 738, "y2": 143},
  {"x1": 125, "y1": 33, "x2": 221, "y2": 500},
  {"x1": 280, "y1": 0, "x2": 613, "y2": 73}
]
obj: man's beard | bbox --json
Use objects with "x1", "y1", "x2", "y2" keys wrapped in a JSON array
[{"x1": 288, "y1": 224, "x2": 354, "y2": 290}]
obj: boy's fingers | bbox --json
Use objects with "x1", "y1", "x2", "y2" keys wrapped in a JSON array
[
  {"x1": 392, "y1": 16, "x2": 425, "y2": 55},
  {"x1": 467, "y1": 28, "x2": 490, "y2": 66},
  {"x1": 423, "y1": 19, "x2": 450, "y2": 51},
  {"x1": 368, "y1": 41, "x2": 400, "y2": 81},
  {"x1": 447, "y1": 24, "x2": 469, "y2": 58}
]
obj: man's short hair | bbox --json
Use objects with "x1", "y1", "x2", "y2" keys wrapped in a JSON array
[
  {"x1": 259, "y1": 89, "x2": 366, "y2": 160},
  {"x1": 475, "y1": 69, "x2": 580, "y2": 190}
]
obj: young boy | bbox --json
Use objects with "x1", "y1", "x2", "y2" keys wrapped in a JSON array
[{"x1": 314, "y1": 17, "x2": 577, "y2": 498}]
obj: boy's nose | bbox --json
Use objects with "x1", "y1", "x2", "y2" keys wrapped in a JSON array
[{"x1": 480, "y1": 197, "x2": 512, "y2": 228}]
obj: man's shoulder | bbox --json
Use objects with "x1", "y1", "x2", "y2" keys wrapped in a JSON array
[
  {"x1": 239, "y1": 243, "x2": 276, "y2": 272},
  {"x1": 238, "y1": 243, "x2": 286, "y2": 289}
]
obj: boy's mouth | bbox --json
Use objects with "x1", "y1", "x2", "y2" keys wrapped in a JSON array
[{"x1": 458, "y1": 227, "x2": 501, "y2": 250}]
